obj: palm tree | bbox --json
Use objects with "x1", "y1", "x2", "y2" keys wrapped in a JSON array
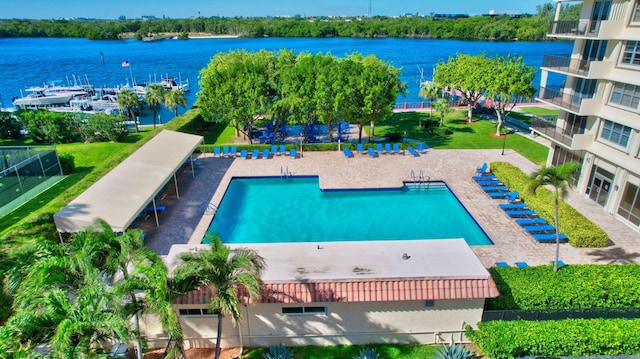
[
  {"x1": 529, "y1": 162, "x2": 580, "y2": 272},
  {"x1": 163, "y1": 89, "x2": 187, "y2": 117},
  {"x1": 173, "y1": 236, "x2": 265, "y2": 359},
  {"x1": 117, "y1": 89, "x2": 141, "y2": 132},
  {"x1": 418, "y1": 81, "x2": 441, "y2": 119},
  {"x1": 146, "y1": 83, "x2": 166, "y2": 129},
  {"x1": 433, "y1": 97, "x2": 452, "y2": 127}
]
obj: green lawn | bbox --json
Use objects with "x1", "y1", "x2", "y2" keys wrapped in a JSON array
[{"x1": 244, "y1": 343, "x2": 438, "y2": 359}]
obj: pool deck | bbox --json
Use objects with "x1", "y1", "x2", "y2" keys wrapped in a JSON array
[{"x1": 144, "y1": 148, "x2": 640, "y2": 268}]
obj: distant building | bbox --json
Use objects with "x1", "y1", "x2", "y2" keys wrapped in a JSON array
[
  {"x1": 140, "y1": 15, "x2": 157, "y2": 21},
  {"x1": 535, "y1": 0, "x2": 640, "y2": 231},
  {"x1": 432, "y1": 14, "x2": 470, "y2": 20}
]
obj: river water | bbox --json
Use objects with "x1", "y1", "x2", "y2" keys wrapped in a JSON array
[{"x1": 0, "y1": 37, "x2": 572, "y2": 124}]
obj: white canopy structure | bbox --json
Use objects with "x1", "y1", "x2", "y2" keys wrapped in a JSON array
[{"x1": 54, "y1": 130, "x2": 203, "y2": 234}]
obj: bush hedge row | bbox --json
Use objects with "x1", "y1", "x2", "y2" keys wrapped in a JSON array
[
  {"x1": 489, "y1": 161, "x2": 608, "y2": 247},
  {"x1": 487, "y1": 264, "x2": 640, "y2": 310},
  {"x1": 467, "y1": 318, "x2": 640, "y2": 359},
  {"x1": 163, "y1": 108, "x2": 207, "y2": 135}
]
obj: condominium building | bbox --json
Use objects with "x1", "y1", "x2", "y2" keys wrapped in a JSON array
[{"x1": 534, "y1": 0, "x2": 640, "y2": 231}]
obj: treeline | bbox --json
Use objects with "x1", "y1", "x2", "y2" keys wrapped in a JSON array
[{"x1": 0, "y1": 4, "x2": 580, "y2": 41}]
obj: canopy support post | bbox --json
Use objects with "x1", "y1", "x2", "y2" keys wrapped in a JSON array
[
  {"x1": 173, "y1": 173, "x2": 180, "y2": 199},
  {"x1": 152, "y1": 198, "x2": 160, "y2": 227}
]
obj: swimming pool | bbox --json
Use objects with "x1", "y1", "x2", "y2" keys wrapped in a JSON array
[{"x1": 205, "y1": 177, "x2": 493, "y2": 246}]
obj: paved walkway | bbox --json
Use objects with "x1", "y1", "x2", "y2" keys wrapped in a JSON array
[{"x1": 143, "y1": 149, "x2": 640, "y2": 267}]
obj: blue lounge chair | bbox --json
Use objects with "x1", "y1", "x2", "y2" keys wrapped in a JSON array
[
  {"x1": 392, "y1": 143, "x2": 401, "y2": 154},
  {"x1": 495, "y1": 262, "x2": 509, "y2": 268},
  {"x1": 472, "y1": 175, "x2": 497, "y2": 181},
  {"x1": 407, "y1": 147, "x2": 419, "y2": 157},
  {"x1": 376, "y1": 143, "x2": 383, "y2": 154},
  {"x1": 262, "y1": 149, "x2": 270, "y2": 159},
  {"x1": 515, "y1": 218, "x2": 547, "y2": 226},
  {"x1": 522, "y1": 225, "x2": 556, "y2": 233},
  {"x1": 344, "y1": 148, "x2": 354, "y2": 158},
  {"x1": 476, "y1": 179, "x2": 502, "y2": 186},
  {"x1": 251, "y1": 149, "x2": 259, "y2": 159},
  {"x1": 417, "y1": 143, "x2": 429, "y2": 153},
  {"x1": 213, "y1": 147, "x2": 221, "y2": 157},
  {"x1": 145, "y1": 205, "x2": 166, "y2": 212},
  {"x1": 367, "y1": 147, "x2": 377, "y2": 157},
  {"x1": 476, "y1": 163, "x2": 488, "y2": 175},
  {"x1": 278, "y1": 145, "x2": 286, "y2": 156},
  {"x1": 240, "y1": 149, "x2": 248, "y2": 159},
  {"x1": 357, "y1": 143, "x2": 364, "y2": 154},
  {"x1": 482, "y1": 185, "x2": 508, "y2": 192},
  {"x1": 271, "y1": 145, "x2": 277, "y2": 155},
  {"x1": 223, "y1": 146, "x2": 230, "y2": 157},
  {"x1": 290, "y1": 149, "x2": 297, "y2": 158},
  {"x1": 515, "y1": 262, "x2": 529, "y2": 268},
  {"x1": 505, "y1": 191, "x2": 519, "y2": 203},
  {"x1": 551, "y1": 260, "x2": 566, "y2": 267},
  {"x1": 230, "y1": 146, "x2": 237, "y2": 157},
  {"x1": 533, "y1": 233, "x2": 568, "y2": 243},
  {"x1": 487, "y1": 191, "x2": 511, "y2": 199},
  {"x1": 505, "y1": 209, "x2": 536, "y2": 217},
  {"x1": 499, "y1": 203, "x2": 528, "y2": 210},
  {"x1": 385, "y1": 143, "x2": 392, "y2": 154}
]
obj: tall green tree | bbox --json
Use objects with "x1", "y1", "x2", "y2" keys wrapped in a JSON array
[
  {"x1": 485, "y1": 55, "x2": 536, "y2": 136},
  {"x1": 146, "y1": 83, "x2": 166, "y2": 129},
  {"x1": 116, "y1": 88, "x2": 141, "y2": 132},
  {"x1": 163, "y1": 89, "x2": 187, "y2": 117},
  {"x1": 418, "y1": 81, "x2": 441, "y2": 119},
  {"x1": 528, "y1": 162, "x2": 580, "y2": 272},
  {"x1": 173, "y1": 237, "x2": 265, "y2": 359},
  {"x1": 434, "y1": 53, "x2": 491, "y2": 123},
  {"x1": 433, "y1": 97, "x2": 452, "y2": 127}
]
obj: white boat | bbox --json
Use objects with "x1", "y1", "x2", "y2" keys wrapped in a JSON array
[
  {"x1": 12, "y1": 90, "x2": 74, "y2": 108},
  {"x1": 157, "y1": 77, "x2": 189, "y2": 92}
]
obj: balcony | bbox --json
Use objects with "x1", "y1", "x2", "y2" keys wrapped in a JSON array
[
  {"x1": 537, "y1": 87, "x2": 595, "y2": 114},
  {"x1": 542, "y1": 55, "x2": 589, "y2": 76},
  {"x1": 530, "y1": 116, "x2": 592, "y2": 150},
  {"x1": 548, "y1": 20, "x2": 600, "y2": 38}
]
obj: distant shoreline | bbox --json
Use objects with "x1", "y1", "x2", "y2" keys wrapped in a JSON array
[{"x1": 187, "y1": 34, "x2": 239, "y2": 39}]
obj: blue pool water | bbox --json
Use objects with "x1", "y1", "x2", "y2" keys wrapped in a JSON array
[{"x1": 206, "y1": 177, "x2": 492, "y2": 246}]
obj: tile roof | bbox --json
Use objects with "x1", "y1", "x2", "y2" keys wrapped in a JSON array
[{"x1": 175, "y1": 278, "x2": 499, "y2": 305}]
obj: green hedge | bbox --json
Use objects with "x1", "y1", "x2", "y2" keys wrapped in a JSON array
[
  {"x1": 490, "y1": 162, "x2": 608, "y2": 247},
  {"x1": 163, "y1": 108, "x2": 207, "y2": 135},
  {"x1": 487, "y1": 264, "x2": 640, "y2": 310},
  {"x1": 467, "y1": 319, "x2": 640, "y2": 359}
]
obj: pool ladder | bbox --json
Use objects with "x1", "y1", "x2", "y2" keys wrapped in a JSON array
[
  {"x1": 205, "y1": 202, "x2": 218, "y2": 215},
  {"x1": 281, "y1": 165, "x2": 292, "y2": 179},
  {"x1": 410, "y1": 169, "x2": 430, "y2": 190}
]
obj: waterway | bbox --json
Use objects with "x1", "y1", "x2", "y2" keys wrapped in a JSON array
[{"x1": 0, "y1": 37, "x2": 572, "y2": 124}]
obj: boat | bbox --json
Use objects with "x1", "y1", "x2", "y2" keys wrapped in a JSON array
[
  {"x1": 157, "y1": 77, "x2": 190, "y2": 92},
  {"x1": 12, "y1": 90, "x2": 74, "y2": 108}
]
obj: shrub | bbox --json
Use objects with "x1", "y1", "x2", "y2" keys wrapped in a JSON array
[
  {"x1": 57, "y1": 153, "x2": 75, "y2": 175},
  {"x1": 262, "y1": 343, "x2": 294, "y2": 359},
  {"x1": 20, "y1": 110, "x2": 80, "y2": 144},
  {"x1": 385, "y1": 132, "x2": 404, "y2": 142},
  {"x1": 163, "y1": 108, "x2": 207, "y2": 134},
  {"x1": 489, "y1": 162, "x2": 608, "y2": 247},
  {"x1": 434, "y1": 341, "x2": 478, "y2": 359},
  {"x1": 431, "y1": 126, "x2": 453, "y2": 136},
  {"x1": 79, "y1": 113, "x2": 129, "y2": 143},
  {"x1": 467, "y1": 319, "x2": 640, "y2": 359},
  {"x1": 0, "y1": 112, "x2": 23, "y2": 140},
  {"x1": 486, "y1": 264, "x2": 640, "y2": 310}
]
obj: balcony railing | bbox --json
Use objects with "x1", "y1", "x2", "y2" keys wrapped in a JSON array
[
  {"x1": 548, "y1": 20, "x2": 601, "y2": 37},
  {"x1": 530, "y1": 115, "x2": 573, "y2": 146},
  {"x1": 542, "y1": 54, "x2": 589, "y2": 76},
  {"x1": 537, "y1": 87, "x2": 594, "y2": 113}
]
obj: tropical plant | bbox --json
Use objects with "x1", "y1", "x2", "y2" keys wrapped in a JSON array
[
  {"x1": 353, "y1": 347, "x2": 382, "y2": 359},
  {"x1": 164, "y1": 89, "x2": 187, "y2": 117},
  {"x1": 434, "y1": 341, "x2": 478, "y2": 359},
  {"x1": 146, "y1": 83, "x2": 166, "y2": 129},
  {"x1": 418, "y1": 81, "x2": 441, "y2": 119},
  {"x1": 116, "y1": 88, "x2": 141, "y2": 132},
  {"x1": 262, "y1": 343, "x2": 294, "y2": 359},
  {"x1": 173, "y1": 236, "x2": 266, "y2": 359},
  {"x1": 529, "y1": 162, "x2": 581, "y2": 272},
  {"x1": 433, "y1": 98, "x2": 452, "y2": 127}
]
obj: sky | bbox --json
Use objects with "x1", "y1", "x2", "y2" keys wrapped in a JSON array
[{"x1": 0, "y1": 0, "x2": 543, "y2": 20}]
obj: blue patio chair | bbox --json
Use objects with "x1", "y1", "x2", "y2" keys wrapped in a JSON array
[
  {"x1": 344, "y1": 148, "x2": 354, "y2": 158},
  {"x1": 482, "y1": 185, "x2": 508, "y2": 192},
  {"x1": 522, "y1": 225, "x2": 556, "y2": 233},
  {"x1": 533, "y1": 233, "x2": 568, "y2": 243},
  {"x1": 515, "y1": 218, "x2": 547, "y2": 226},
  {"x1": 357, "y1": 143, "x2": 364, "y2": 154},
  {"x1": 271, "y1": 145, "x2": 277, "y2": 155},
  {"x1": 385, "y1": 143, "x2": 392, "y2": 154},
  {"x1": 376, "y1": 143, "x2": 383, "y2": 154},
  {"x1": 213, "y1": 147, "x2": 221, "y2": 157},
  {"x1": 417, "y1": 143, "x2": 429, "y2": 153},
  {"x1": 251, "y1": 149, "x2": 260, "y2": 159},
  {"x1": 487, "y1": 191, "x2": 514, "y2": 199},
  {"x1": 223, "y1": 146, "x2": 230, "y2": 157},
  {"x1": 505, "y1": 209, "x2": 536, "y2": 217},
  {"x1": 278, "y1": 145, "x2": 286, "y2": 156},
  {"x1": 476, "y1": 179, "x2": 502, "y2": 186},
  {"x1": 230, "y1": 146, "x2": 237, "y2": 157},
  {"x1": 495, "y1": 262, "x2": 509, "y2": 268},
  {"x1": 145, "y1": 205, "x2": 166, "y2": 212},
  {"x1": 392, "y1": 143, "x2": 401, "y2": 154},
  {"x1": 515, "y1": 262, "x2": 529, "y2": 268},
  {"x1": 498, "y1": 203, "x2": 528, "y2": 210},
  {"x1": 505, "y1": 191, "x2": 519, "y2": 203},
  {"x1": 262, "y1": 149, "x2": 270, "y2": 159},
  {"x1": 367, "y1": 147, "x2": 377, "y2": 157},
  {"x1": 472, "y1": 175, "x2": 497, "y2": 181},
  {"x1": 407, "y1": 146, "x2": 419, "y2": 157},
  {"x1": 290, "y1": 149, "x2": 297, "y2": 158},
  {"x1": 240, "y1": 149, "x2": 248, "y2": 159},
  {"x1": 476, "y1": 163, "x2": 488, "y2": 175}
]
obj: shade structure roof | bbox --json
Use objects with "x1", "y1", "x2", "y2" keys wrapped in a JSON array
[{"x1": 54, "y1": 130, "x2": 203, "y2": 233}]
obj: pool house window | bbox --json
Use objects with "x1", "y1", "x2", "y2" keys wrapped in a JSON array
[
  {"x1": 600, "y1": 120, "x2": 631, "y2": 147},
  {"x1": 178, "y1": 308, "x2": 216, "y2": 316},
  {"x1": 621, "y1": 41, "x2": 640, "y2": 66},
  {"x1": 282, "y1": 306, "x2": 327, "y2": 315},
  {"x1": 618, "y1": 182, "x2": 640, "y2": 226},
  {"x1": 610, "y1": 82, "x2": 640, "y2": 109}
]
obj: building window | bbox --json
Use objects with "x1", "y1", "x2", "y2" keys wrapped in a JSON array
[
  {"x1": 178, "y1": 308, "x2": 216, "y2": 316},
  {"x1": 617, "y1": 182, "x2": 640, "y2": 226},
  {"x1": 610, "y1": 82, "x2": 640, "y2": 109},
  {"x1": 600, "y1": 119, "x2": 632, "y2": 147},
  {"x1": 633, "y1": 2, "x2": 640, "y2": 23},
  {"x1": 621, "y1": 41, "x2": 640, "y2": 66},
  {"x1": 282, "y1": 306, "x2": 327, "y2": 315}
]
